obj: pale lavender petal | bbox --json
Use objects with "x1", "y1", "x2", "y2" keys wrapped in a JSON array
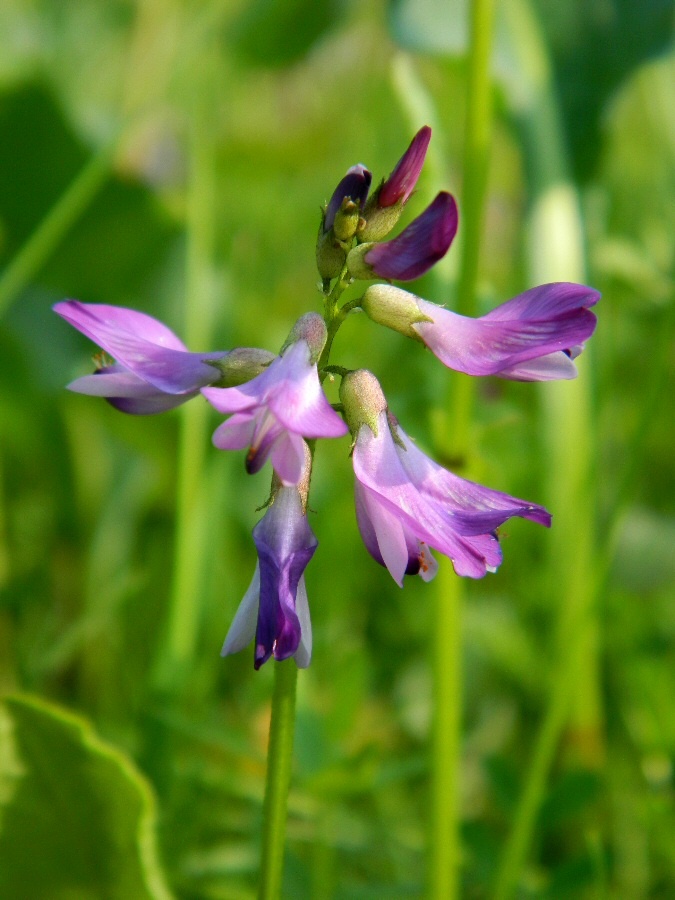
[
  {"x1": 356, "y1": 481, "x2": 410, "y2": 586},
  {"x1": 221, "y1": 567, "x2": 260, "y2": 656},
  {"x1": 266, "y1": 343, "x2": 347, "y2": 438},
  {"x1": 269, "y1": 432, "x2": 307, "y2": 486},
  {"x1": 54, "y1": 300, "x2": 189, "y2": 351},
  {"x1": 498, "y1": 351, "x2": 579, "y2": 381},
  {"x1": 212, "y1": 413, "x2": 256, "y2": 451},
  {"x1": 55, "y1": 300, "x2": 227, "y2": 393},
  {"x1": 67, "y1": 366, "x2": 193, "y2": 414},
  {"x1": 293, "y1": 578, "x2": 312, "y2": 668}
]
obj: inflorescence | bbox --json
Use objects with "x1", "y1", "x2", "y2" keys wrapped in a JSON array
[{"x1": 54, "y1": 127, "x2": 599, "y2": 670}]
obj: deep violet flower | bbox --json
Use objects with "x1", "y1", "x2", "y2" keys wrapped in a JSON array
[
  {"x1": 202, "y1": 313, "x2": 348, "y2": 485},
  {"x1": 323, "y1": 164, "x2": 372, "y2": 235},
  {"x1": 361, "y1": 282, "x2": 600, "y2": 381},
  {"x1": 358, "y1": 126, "x2": 432, "y2": 242},
  {"x1": 340, "y1": 370, "x2": 551, "y2": 583},
  {"x1": 53, "y1": 300, "x2": 267, "y2": 414},
  {"x1": 348, "y1": 192, "x2": 458, "y2": 282},
  {"x1": 222, "y1": 484, "x2": 316, "y2": 669}
]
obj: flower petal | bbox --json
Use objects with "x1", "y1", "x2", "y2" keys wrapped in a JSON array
[
  {"x1": 55, "y1": 300, "x2": 227, "y2": 393},
  {"x1": 292, "y1": 578, "x2": 312, "y2": 668},
  {"x1": 221, "y1": 567, "x2": 260, "y2": 657},
  {"x1": 413, "y1": 297, "x2": 597, "y2": 379},
  {"x1": 365, "y1": 192, "x2": 458, "y2": 281}
]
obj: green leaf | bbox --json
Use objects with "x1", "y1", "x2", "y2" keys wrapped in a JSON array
[{"x1": 0, "y1": 694, "x2": 172, "y2": 900}]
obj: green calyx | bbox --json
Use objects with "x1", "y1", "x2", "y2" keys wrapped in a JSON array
[
  {"x1": 357, "y1": 188, "x2": 404, "y2": 242},
  {"x1": 209, "y1": 348, "x2": 275, "y2": 387},
  {"x1": 361, "y1": 284, "x2": 432, "y2": 342},
  {"x1": 339, "y1": 369, "x2": 387, "y2": 438},
  {"x1": 282, "y1": 312, "x2": 328, "y2": 364}
]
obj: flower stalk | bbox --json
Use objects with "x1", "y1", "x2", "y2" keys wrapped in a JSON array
[
  {"x1": 430, "y1": 0, "x2": 496, "y2": 896},
  {"x1": 258, "y1": 659, "x2": 299, "y2": 900}
]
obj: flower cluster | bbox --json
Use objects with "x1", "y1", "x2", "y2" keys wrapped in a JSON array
[{"x1": 55, "y1": 127, "x2": 599, "y2": 669}]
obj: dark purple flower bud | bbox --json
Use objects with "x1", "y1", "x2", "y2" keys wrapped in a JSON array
[
  {"x1": 316, "y1": 164, "x2": 372, "y2": 280},
  {"x1": 359, "y1": 128, "x2": 432, "y2": 241},
  {"x1": 379, "y1": 125, "x2": 432, "y2": 208},
  {"x1": 54, "y1": 300, "x2": 233, "y2": 414},
  {"x1": 348, "y1": 192, "x2": 458, "y2": 282},
  {"x1": 323, "y1": 164, "x2": 372, "y2": 234},
  {"x1": 221, "y1": 483, "x2": 317, "y2": 669}
]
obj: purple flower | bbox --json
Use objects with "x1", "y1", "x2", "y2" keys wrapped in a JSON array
[
  {"x1": 378, "y1": 125, "x2": 432, "y2": 208},
  {"x1": 221, "y1": 485, "x2": 316, "y2": 669},
  {"x1": 340, "y1": 370, "x2": 551, "y2": 582},
  {"x1": 53, "y1": 300, "x2": 232, "y2": 414},
  {"x1": 348, "y1": 192, "x2": 458, "y2": 282},
  {"x1": 202, "y1": 314, "x2": 348, "y2": 485},
  {"x1": 362, "y1": 282, "x2": 600, "y2": 381}
]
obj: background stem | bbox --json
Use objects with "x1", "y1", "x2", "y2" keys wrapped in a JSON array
[{"x1": 429, "y1": 0, "x2": 495, "y2": 897}]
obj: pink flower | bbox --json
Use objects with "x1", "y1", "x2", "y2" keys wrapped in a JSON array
[
  {"x1": 362, "y1": 282, "x2": 600, "y2": 380},
  {"x1": 340, "y1": 370, "x2": 551, "y2": 582},
  {"x1": 53, "y1": 300, "x2": 234, "y2": 413},
  {"x1": 202, "y1": 314, "x2": 347, "y2": 485}
]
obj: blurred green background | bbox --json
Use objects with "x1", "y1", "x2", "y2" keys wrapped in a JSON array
[{"x1": 0, "y1": 0, "x2": 673, "y2": 897}]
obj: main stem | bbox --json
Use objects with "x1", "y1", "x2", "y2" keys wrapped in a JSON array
[
  {"x1": 429, "y1": 0, "x2": 495, "y2": 897},
  {"x1": 259, "y1": 659, "x2": 299, "y2": 899}
]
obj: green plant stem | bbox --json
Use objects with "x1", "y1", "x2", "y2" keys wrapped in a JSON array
[
  {"x1": 0, "y1": 139, "x2": 117, "y2": 318},
  {"x1": 429, "y1": 1, "x2": 495, "y2": 898},
  {"x1": 493, "y1": 0, "x2": 601, "y2": 894},
  {"x1": 259, "y1": 659, "x2": 299, "y2": 900}
]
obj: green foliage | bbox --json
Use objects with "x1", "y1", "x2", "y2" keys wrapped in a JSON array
[
  {"x1": 0, "y1": 694, "x2": 171, "y2": 899},
  {"x1": 0, "y1": 0, "x2": 673, "y2": 896}
]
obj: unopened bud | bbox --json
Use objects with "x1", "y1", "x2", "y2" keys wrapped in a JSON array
[
  {"x1": 339, "y1": 369, "x2": 387, "y2": 437},
  {"x1": 361, "y1": 284, "x2": 431, "y2": 341},
  {"x1": 210, "y1": 348, "x2": 275, "y2": 387},
  {"x1": 282, "y1": 312, "x2": 327, "y2": 363}
]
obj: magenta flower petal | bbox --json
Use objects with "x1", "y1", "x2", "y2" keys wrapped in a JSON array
[
  {"x1": 409, "y1": 283, "x2": 598, "y2": 380},
  {"x1": 67, "y1": 366, "x2": 190, "y2": 414},
  {"x1": 379, "y1": 125, "x2": 432, "y2": 208},
  {"x1": 365, "y1": 192, "x2": 458, "y2": 281},
  {"x1": 203, "y1": 338, "x2": 347, "y2": 483},
  {"x1": 221, "y1": 486, "x2": 317, "y2": 669},
  {"x1": 54, "y1": 300, "x2": 228, "y2": 394},
  {"x1": 341, "y1": 372, "x2": 550, "y2": 581}
]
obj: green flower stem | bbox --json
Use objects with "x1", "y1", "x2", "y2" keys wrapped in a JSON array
[
  {"x1": 258, "y1": 659, "x2": 299, "y2": 900},
  {"x1": 0, "y1": 138, "x2": 117, "y2": 319},
  {"x1": 493, "y1": 0, "x2": 601, "y2": 894},
  {"x1": 429, "y1": 1, "x2": 495, "y2": 898}
]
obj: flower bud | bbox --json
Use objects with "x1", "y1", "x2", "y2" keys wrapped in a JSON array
[
  {"x1": 317, "y1": 164, "x2": 372, "y2": 280},
  {"x1": 339, "y1": 369, "x2": 387, "y2": 437},
  {"x1": 361, "y1": 284, "x2": 431, "y2": 341},
  {"x1": 210, "y1": 347, "x2": 275, "y2": 387},
  {"x1": 282, "y1": 312, "x2": 327, "y2": 363},
  {"x1": 357, "y1": 126, "x2": 432, "y2": 242}
]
